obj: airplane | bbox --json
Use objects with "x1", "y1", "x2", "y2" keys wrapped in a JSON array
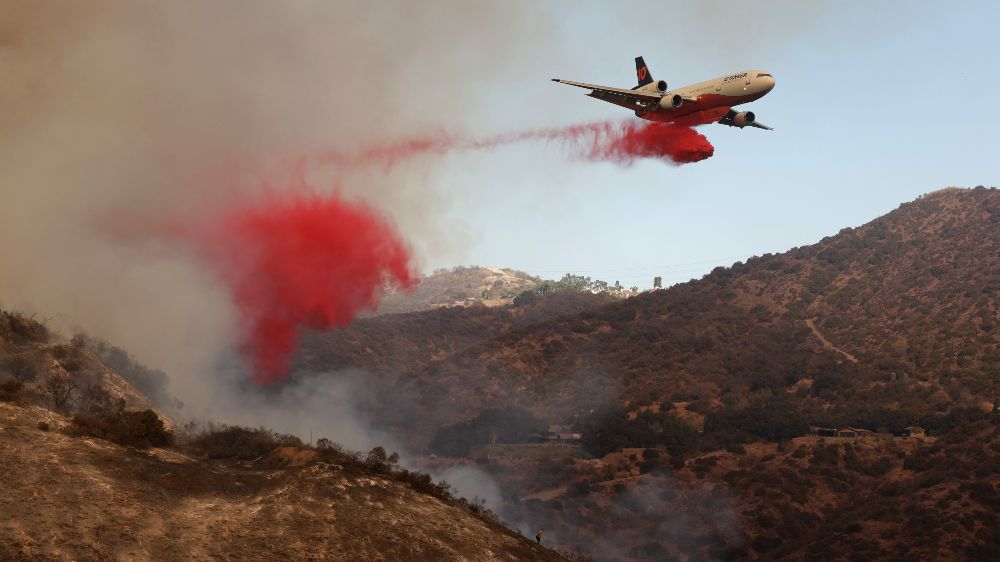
[{"x1": 552, "y1": 56, "x2": 775, "y2": 130}]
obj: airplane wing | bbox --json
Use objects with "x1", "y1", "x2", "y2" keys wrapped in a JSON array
[{"x1": 551, "y1": 78, "x2": 662, "y2": 110}]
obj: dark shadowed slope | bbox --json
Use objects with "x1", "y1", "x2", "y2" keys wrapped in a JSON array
[
  {"x1": 399, "y1": 187, "x2": 998, "y2": 439},
  {"x1": 298, "y1": 290, "x2": 616, "y2": 376}
]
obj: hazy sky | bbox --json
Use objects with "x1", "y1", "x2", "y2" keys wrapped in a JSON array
[{"x1": 422, "y1": 0, "x2": 998, "y2": 288}]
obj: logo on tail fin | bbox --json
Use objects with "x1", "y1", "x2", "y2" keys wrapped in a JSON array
[{"x1": 634, "y1": 56, "x2": 653, "y2": 87}]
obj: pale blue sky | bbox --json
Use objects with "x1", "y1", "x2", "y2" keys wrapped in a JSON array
[{"x1": 420, "y1": 1, "x2": 998, "y2": 289}]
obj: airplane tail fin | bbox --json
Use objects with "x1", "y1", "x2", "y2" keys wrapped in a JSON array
[{"x1": 634, "y1": 56, "x2": 653, "y2": 88}]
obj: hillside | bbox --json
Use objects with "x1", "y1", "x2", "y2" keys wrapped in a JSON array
[
  {"x1": 285, "y1": 187, "x2": 1000, "y2": 560},
  {"x1": 5, "y1": 187, "x2": 996, "y2": 561},
  {"x1": 300, "y1": 290, "x2": 616, "y2": 376},
  {"x1": 0, "y1": 311, "x2": 563, "y2": 561},
  {"x1": 372, "y1": 266, "x2": 543, "y2": 315},
  {"x1": 469, "y1": 421, "x2": 999, "y2": 561},
  {"x1": 0, "y1": 401, "x2": 564, "y2": 561},
  {"x1": 395, "y1": 187, "x2": 998, "y2": 438},
  {"x1": 0, "y1": 312, "x2": 177, "y2": 426}
]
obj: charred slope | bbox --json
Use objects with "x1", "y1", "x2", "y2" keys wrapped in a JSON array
[{"x1": 404, "y1": 188, "x2": 999, "y2": 435}]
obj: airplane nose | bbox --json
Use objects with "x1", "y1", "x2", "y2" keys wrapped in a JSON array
[{"x1": 765, "y1": 76, "x2": 775, "y2": 90}]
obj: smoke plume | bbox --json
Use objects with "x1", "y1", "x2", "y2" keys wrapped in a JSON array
[
  {"x1": 0, "y1": 0, "x2": 565, "y2": 406},
  {"x1": 0, "y1": 0, "x2": 828, "y2": 485}
]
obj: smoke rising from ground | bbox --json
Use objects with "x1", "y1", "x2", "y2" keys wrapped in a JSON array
[
  {"x1": 0, "y1": 0, "x2": 563, "y2": 407},
  {"x1": 197, "y1": 365, "x2": 504, "y2": 511},
  {"x1": 509, "y1": 475, "x2": 745, "y2": 560}
]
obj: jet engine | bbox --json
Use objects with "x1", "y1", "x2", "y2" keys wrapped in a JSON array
[
  {"x1": 655, "y1": 80, "x2": 668, "y2": 92},
  {"x1": 731, "y1": 111, "x2": 756, "y2": 127},
  {"x1": 660, "y1": 94, "x2": 683, "y2": 109}
]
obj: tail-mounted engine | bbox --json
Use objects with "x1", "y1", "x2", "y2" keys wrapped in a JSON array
[{"x1": 636, "y1": 79, "x2": 669, "y2": 95}]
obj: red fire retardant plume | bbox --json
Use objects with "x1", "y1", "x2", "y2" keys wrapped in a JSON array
[
  {"x1": 579, "y1": 121, "x2": 714, "y2": 165},
  {"x1": 319, "y1": 120, "x2": 713, "y2": 170},
  {"x1": 193, "y1": 192, "x2": 414, "y2": 383}
]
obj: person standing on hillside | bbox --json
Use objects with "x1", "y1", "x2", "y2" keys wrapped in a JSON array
[{"x1": 535, "y1": 530, "x2": 543, "y2": 545}]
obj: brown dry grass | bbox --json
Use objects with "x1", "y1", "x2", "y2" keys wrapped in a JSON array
[{"x1": 0, "y1": 401, "x2": 565, "y2": 561}]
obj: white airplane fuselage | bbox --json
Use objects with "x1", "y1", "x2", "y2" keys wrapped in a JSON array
[
  {"x1": 553, "y1": 59, "x2": 776, "y2": 130},
  {"x1": 641, "y1": 69, "x2": 775, "y2": 126}
]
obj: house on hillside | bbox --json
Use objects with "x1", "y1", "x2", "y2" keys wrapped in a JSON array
[
  {"x1": 836, "y1": 427, "x2": 874, "y2": 439},
  {"x1": 903, "y1": 426, "x2": 925, "y2": 437},
  {"x1": 814, "y1": 427, "x2": 838, "y2": 437},
  {"x1": 812, "y1": 427, "x2": 874, "y2": 439},
  {"x1": 529, "y1": 425, "x2": 583, "y2": 446}
]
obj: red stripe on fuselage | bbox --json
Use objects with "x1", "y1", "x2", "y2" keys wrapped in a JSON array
[{"x1": 642, "y1": 91, "x2": 765, "y2": 125}]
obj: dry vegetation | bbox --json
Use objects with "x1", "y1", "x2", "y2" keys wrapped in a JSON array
[
  {"x1": 2, "y1": 188, "x2": 997, "y2": 561},
  {"x1": 470, "y1": 422, "x2": 999, "y2": 560},
  {"x1": 0, "y1": 310, "x2": 564, "y2": 560},
  {"x1": 0, "y1": 400, "x2": 565, "y2": 561},
  {"x1": 372, "y1": 266, "x2": 543, "y2": 315},
  {"x1": 290, "y1": 187, "x2": 999, "y2": 560},
  {"x1": 360, "y1": 188, "x2": 999, "y2": 447}
]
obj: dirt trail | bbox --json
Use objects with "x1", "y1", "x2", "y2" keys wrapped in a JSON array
[{"x1": 805, "y1": 318, "x2": 859, "y2": 363}]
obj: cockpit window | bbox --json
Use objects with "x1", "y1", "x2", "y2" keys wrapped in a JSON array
[{"x1": 756, "y1": 73, "x2": 772, "y2": 78}]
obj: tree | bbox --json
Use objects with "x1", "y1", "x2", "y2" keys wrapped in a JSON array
[
  {"x1": 703, "y1": 396, "x2": 809, "y2": 443},
  {"x1": 44, "y1": 373, "x2": 78, "y2": 411},
  {"x1": 551, "y1": 274, "x2": 592, "y2": 293},
  {"x1": 513, "y1": 289, "x2": 538, "y2": 307},
  {"x1": 4, "y1": 354, "x2": 41, "y2": 383},
  {"x1": 653, "y1": 276, "x2": 662, "y2": 290},
  {"x1": 366, "y1": 446, "x2": 388, "y2": 466},
  {"x1": 71, "y1": 332, "x2": 89, "y2": 348},
  {"x1": 78, "y1": 384, "x2": 116, "y2": 416},
  {"x1": 579, "y1": 407, "x2": 699, "y2": 459}
]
